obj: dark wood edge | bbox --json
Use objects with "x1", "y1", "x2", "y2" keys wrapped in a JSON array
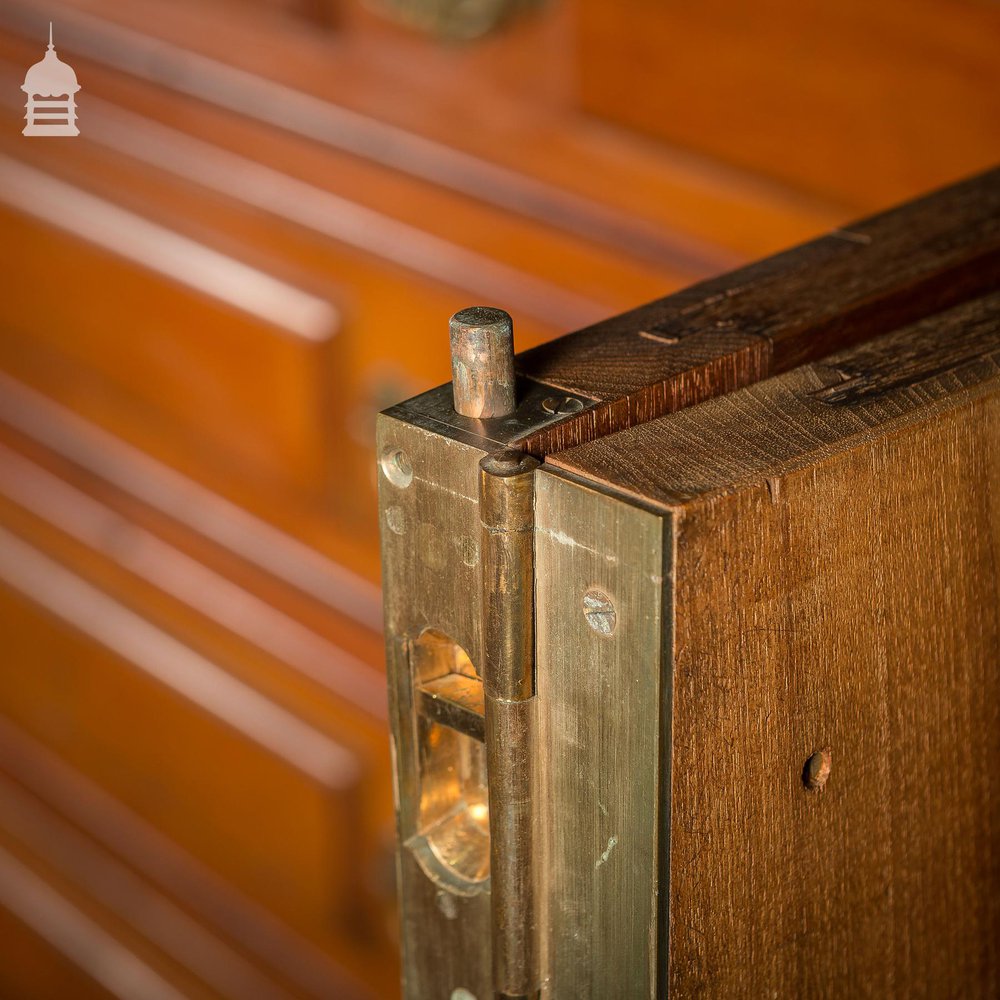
[
  {"x1": 547, "y1": 289, "x2": 1000, "y2": 509},
  {"x1": 516, "y1": 166, "x2": 1000, "y2": 455}
]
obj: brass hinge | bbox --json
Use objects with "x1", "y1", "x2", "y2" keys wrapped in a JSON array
[
  {"x1": 378, "y1": 308, "x2": 590, "y2": 1000},
  {"x1": 480, "y1": 448, "x2": 539, "y2": 1000}
]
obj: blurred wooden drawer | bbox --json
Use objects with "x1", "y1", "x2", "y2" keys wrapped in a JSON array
[
  {"x1": 0, "y1": 530, "x2": 363, "y2": 944},
  {"x1": 576, "y1": 0, "x2": 1000, "y2": 210},
  {"x1": 0, "y1": 160, "x2": 341, "y2": 508},
  {"x1": 0, "y1": 881, "x2": 120, "y2": 1000}
]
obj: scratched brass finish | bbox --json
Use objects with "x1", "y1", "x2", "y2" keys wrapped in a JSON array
[
  {"x1": 379, "y1": 346, "x2": 665, "y2": 997},
  {"x1": 383, "y1": 378, "x2": 595, "y2": 456},
  {"x1": 379, "y1": 405, "x2": 671, "y2": 998},
  {"x1": 378, "y1": 412, "x2": 494, "y2": 999},
  {"x1": 534, "y1": 468, "x2": 670, "y2": 999},
  {"x1": 450, "y1": 307, "x2": 517, "y2": 420},
  {"x1": 480, "y1": 450, "x2": 541, "y2": 998},
  {"x1": 480, "y1": 450, "x2": 539, "y2": 701},
  {"x1": 378, "y1": 402, "x2": 562, "y2": 999}
]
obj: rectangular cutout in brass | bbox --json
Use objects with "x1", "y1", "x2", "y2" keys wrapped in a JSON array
[{"x1": 417, "y1": 673, "x2": 486, "y2": 742}]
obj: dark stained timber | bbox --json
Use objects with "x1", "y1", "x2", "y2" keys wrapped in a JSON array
[{"x1": 517, "y1": 167, "x2": 1000, "y2": 455}]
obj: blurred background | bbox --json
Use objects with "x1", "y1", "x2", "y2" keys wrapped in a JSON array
[{"x1": 0, "y1": 0, "x2": 997, "y2": 997}]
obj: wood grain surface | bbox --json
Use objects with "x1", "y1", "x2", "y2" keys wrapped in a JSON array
[
  {"x1": 668, "y1": 397, "x2": 999, "y2": 997},
  {"x1": 548, "y1": 301, "x2": 1000, "y2": 996},
  {"x1": 519, "y1": 168, "x2": 1000, "y2": 456},
  {"x1": 547, "y1": 290, "x2": 1000, "y2": 505}
]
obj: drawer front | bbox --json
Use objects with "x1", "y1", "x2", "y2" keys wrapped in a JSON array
[
  {"x1": 0, "y1": 531, "x2": 363, "y2": 944},
  {"x1": 0, "y1": 166, "x2": 340, "y2": 504},
  {"x1": 0, "y1": 892, "x2": 119, "y2": 1000}
]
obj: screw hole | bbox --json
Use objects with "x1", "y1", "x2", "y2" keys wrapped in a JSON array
[
  {"x1": 803, "y1": 747, "x2": 832, "y2": 792},
  {"x1": 542, "y1": 395, "x2": 584, "y2": 415},
  {"x1": 380, "y1": 447, "x2": 413, "y2": 488}
]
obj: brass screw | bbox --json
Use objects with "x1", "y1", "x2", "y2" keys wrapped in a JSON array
[
  {"x1": 583, "y1": 589, "x2": 617, "y2": 636},
  {"x1": 542, "y1": 395, "x2": 584, "y2": 415},
  {"x1": 380, "y1": 447, "x2": 413, "y2": 488}
]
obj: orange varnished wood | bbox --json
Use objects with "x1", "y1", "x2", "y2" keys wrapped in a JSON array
[
  {"x1": 0, "y1": 716, "x2": 375, "y2": 999},
  {"x1": 0, "y1": 564, "x2": 362, "y2": 930},
  {"x1": 577, "y1": 0, "x2": 1000, "y2": 210}
]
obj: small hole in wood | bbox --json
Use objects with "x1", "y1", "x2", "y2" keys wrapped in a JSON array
[{"x1": 803, "y1": 747, "x2": 832, "y2": 792}]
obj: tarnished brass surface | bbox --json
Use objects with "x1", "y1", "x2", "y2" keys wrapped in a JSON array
[
  {"x1": 379, "y1": 361, "x2": 657, "y2": 998},
  {"x1": 534, "y1": 468, "x2": 670, "y2": 999},
  {"x1": 366, "y1": 0, "x2": 540, "y2": 42},
  {"x1": 480, "y1": 450, "x2": 539, "y2": 701},
  {"x1": 382, "y1": 378, "x2": 595, "y2": 457},
  {"x1": 480, "y1": 450, "x2": 541, "y2": 998},
  {"x1": 378, "y1": 412, "x2": 494, "y2": 998},
  {"x1": 486, "y1": 697, "x2": 538, "y2": 999},
  {"x1": 451, "y1": 307, "x2": 517, "y2": 419}
]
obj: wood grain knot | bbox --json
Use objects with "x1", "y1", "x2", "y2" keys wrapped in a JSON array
[{"x1": 803, "y1": 747, "x2": 832, "y2": 792}]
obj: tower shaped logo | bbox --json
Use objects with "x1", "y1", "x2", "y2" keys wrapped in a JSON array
[{"x1": 21, "y1": 23, "x2": 80, "y2": 136}]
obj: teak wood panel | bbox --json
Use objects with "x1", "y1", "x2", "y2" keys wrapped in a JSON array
[
  {"x1": 0, "y1": 437, "x2": 390, "y2": 731},
  {"x1": 0, "y1": 872, "x2": 121, "y2": 1000},
  {"x1": 0, "y1": 360, "x2": 386, "y2": 596},
  {"x1": 0, "y1": 827, "x2": 222, "y2": 1000},
  {"x1": 664, "y1": 401, "x2": 999, "y2": 997},
  {"x1": 0, "y1": 196, "x2": 341, "y2": 504},
  {"x1": 0, "y1": 0, "x2": 845, "y2": 263},
  {"x1": 0, "y1": 764, "x2": 324, "y2": 1000},
  {"x1": 549, "y1": 307, "x2": 1000, "y2": 997}
]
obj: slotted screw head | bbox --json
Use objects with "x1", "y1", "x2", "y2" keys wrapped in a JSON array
[{"x1": 583, "y1": 589, "x2": 617, "y2": 636}]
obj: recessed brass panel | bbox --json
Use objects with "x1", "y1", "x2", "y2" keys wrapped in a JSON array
[
  {"x1": 378, "y1": 412, "x2": 493, "y2": 999},
  {"x1": 534, "y1": 468, "x2": 671, "y2": 999}
]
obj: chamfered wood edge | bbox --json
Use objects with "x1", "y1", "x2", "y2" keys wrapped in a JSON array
[
  {"x1": 545, "y1": 289, "x2": 1000, "y2": 511},
  {"x1": 516, "y1": 167, "x2": 1000, "y2": 456}
]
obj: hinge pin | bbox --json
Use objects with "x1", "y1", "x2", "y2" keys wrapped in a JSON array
[
  {"x1": 480, "y1": 449, "x2": 541, "y2": 1000},
  {"x1": 450, "y1": 306, "x2": 517, "y2": 419}
]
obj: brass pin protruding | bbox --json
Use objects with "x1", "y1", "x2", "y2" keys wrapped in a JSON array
[{"x1": 449, "y1": 306, "x2": 516, "y2": 419}]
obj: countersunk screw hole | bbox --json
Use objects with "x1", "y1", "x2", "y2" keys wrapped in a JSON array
[
  {"x1": 542, "y1": 395, "x2": 584, "y2": 415},
  {"x1": 803, "y1": 747, "x2": 832, "y2": 792},
  {"x1": 583, "y1": 589, "x2": 617, "y2": 636},
  {"x1": 380, "y1": 448, "x2": 413, "y2": 488}
]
